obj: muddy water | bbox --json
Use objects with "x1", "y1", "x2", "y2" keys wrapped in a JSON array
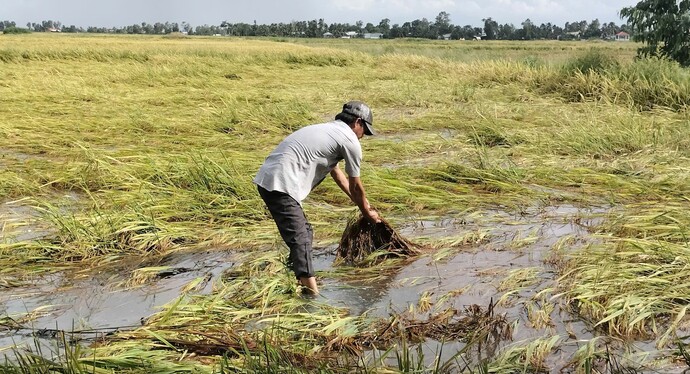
[
  {"x1": 1, "y1": 203, "x2": 680, "y2": 370},
  {"x1": 0, "y1": 199, "x2": 49, "y2": 243},
  {"x1": 317, "y1": 205, "x2": 686, "y2": 372},
  {"x1": 0, "y1": 250, "x2": 235, "y2": 353},
  {"x1": 1, "y1": 193, "x2": 82, "y2": 243},
  {"x1": 315, "y1": 205, "x2": 617, "y2": 369},
  {"x1": 318, "y1": 205, "x2": 603, "y2": 316}
]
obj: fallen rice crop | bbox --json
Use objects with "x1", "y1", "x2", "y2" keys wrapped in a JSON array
[{"x1": 1, "y1": 33, "x2": 689, "y2": 372}]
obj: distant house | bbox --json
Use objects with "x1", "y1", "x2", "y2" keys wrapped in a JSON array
[
  {"x1": 363, "y1": 32, "x2": 383, "y2": 39},
  {"x1": 615, "y1": 31, "x2": 630, "y2": 41},
  {"x1": 558, "y1": 31, "x2": 581, "y2": 40},
  {"x1": 441, "y1": 33, "x2": 452, "y2": 40},
  {"x1": 47, "y1": 27, "x2": 60, "y2": 32},
  {"x1": 323, "y1": 32, "x2": 334, "y2": 38},
  {"x1": 341, "y1": 31, "x2": 358, "y2": 39}
]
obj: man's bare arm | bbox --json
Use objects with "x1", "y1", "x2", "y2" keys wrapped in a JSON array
[
  {"x1": 348, "y1": 176, "x2": 380, "y2": 223},
  {"x1": 330, "y1": 166, "x2": 380, "y2": 223},
  {"x1": 330, "y1": 165, "x2": 352, "y2": 200}
]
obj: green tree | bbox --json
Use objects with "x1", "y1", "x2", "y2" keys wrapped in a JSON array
[
  {"x1": 0, "y1": 20, "x2": 16, "y2": 31},
  {"x1": 584, "y1": 18, "x2": 601, "y2": 38},
  {"x1": 497, "y1": 23, "x2": 515, "y2": 40},
  {"x1": 483, "y1": 17, "x2": 498, "y2": 39},
  {"x1": 521, "y1": 18, "x2": 535, "y2": 40},
  {"x1": 389, "y1": 23, "x2": 403, "y2": 38},
  {"x1": 378, "y1": 18, "x2": 390, "y2": 36},
  {"x1": 621, "y1": 0, "x2": 690, "y2": 66},
  {"x1": 3, "y1": 26, "x2": 30, "y2": 34},
  {"x1": 435, "y1": 11, "x2": 452, "y2": 36}
]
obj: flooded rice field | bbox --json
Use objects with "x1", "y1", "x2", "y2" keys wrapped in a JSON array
[
  {"x1": 0, "y1": 250, "x2": 236, "y2": 354},
  {"x1": 319, "y1": 205, "x2": 603, "y2": 315},
  {"x1": 1, "y1": 199, "x2": 48, "y2": 243},
  {"x1": 1, "y1": 203, "x2": 686, "y2": 372}
]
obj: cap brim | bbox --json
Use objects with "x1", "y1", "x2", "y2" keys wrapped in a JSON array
[{"x1": 363, "y1": 122, "x2": 375, "y2": 136}]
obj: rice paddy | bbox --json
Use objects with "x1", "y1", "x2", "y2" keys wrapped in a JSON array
[{"x1": 1, "y1": 33, "x2": 690, "y2": 372}]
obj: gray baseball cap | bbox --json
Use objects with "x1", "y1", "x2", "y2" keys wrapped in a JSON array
[{"x1": 341, "y1": 101, "x2": 375, "y2": 136}]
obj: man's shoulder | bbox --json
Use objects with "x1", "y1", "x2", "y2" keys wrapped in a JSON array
[
  {"x1": 310, "y1": 119, "x2": 346, "y2": 129},
  {"x1": 304, "y1": 120, "x2": 354, "y2": 137},
  {"x1": 291, "y1": 120, "x2": 338, "y2": 133}
]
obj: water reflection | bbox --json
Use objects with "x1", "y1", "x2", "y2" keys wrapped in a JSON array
[
  {"x1": 314, "y1": 204, "x2": 613, "y2": 370},
  {"x1": 0, "y1": 250, "x2": 235, "y2": 352}
]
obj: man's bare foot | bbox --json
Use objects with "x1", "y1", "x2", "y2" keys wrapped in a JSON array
[{"x1": 299, "y1": 276, "x2": 319, "y2": 295}]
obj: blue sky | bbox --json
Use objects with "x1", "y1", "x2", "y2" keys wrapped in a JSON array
[{"x1": 4, "y1": 0, "x2": 637, "y2": 28}]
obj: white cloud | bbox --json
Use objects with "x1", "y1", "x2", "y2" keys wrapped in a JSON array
[
  {"x1": 331, "y1": 0, "x2": 376, "y2": 12},
  {"x1": 331, "y1": 0, "x2": 457, "y2": 18}
]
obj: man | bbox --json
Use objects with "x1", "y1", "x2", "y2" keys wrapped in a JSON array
[{"x1": 254, "y1": 101, "x2": 381, "y2": 294}]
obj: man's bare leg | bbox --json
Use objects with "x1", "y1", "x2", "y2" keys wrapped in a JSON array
[{"x1": 299, "y1": 276, "x2": 319, "y2": 294}]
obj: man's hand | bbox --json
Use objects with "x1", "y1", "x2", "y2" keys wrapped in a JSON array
[
  {"x1": 366, "y1": 208, "x2": 381, "y2": 224},
  {"x1": 346, "y1": 175, "x2": 381, "y2": 223}
]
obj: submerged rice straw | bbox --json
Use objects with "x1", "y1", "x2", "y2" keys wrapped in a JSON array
[{"x1": 336, "y1": 214, "x2": 420, "y2": 265}]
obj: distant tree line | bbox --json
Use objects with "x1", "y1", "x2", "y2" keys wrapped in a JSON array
[{"x1": 1, "y1": 12, "x2": 630, "y2": 40}]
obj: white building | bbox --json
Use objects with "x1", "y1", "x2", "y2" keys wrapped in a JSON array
[
  {"x1": 364, "y1": 32, "x2": 383, "y2": 39},
  {"x1": 615, "y1": 31, "x2": 630, "y2": 41}
]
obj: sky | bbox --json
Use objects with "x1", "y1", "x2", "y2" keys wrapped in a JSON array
[{"x1": 3, "y1": 0, "x2": 638, "y2": 28}]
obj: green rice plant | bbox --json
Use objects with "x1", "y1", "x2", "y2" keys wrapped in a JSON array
[
  {"x1": 521, "y1": 55, "x2": 544, "y2": 68},
  {"x1": 484, "y1": 336, "x2": 561, "y2": 373},
  {"x1": 507, "y1": 228, "x2": 540, "y2": 250},
  {"x1": 676, "y1": 340, "x2": 690, "y2": 370},
  {"x1": 435, "y1": 287, "x2": 471, "y2": 310},
  {"x1": 566, "y1": 337, "x2": 606, "y2": 374},
  {"x1": 451, "y1": 83, "x2": 476, "y2": 103},
  {"x1": 212, "y1": 328, "x2": 324, "y2": 373},
  {"x1": 2, "y1": 332, "x2": 207, "y2": 374},
  {"x1": 497, "y1": 268, "x2": 542, "y2": 308},
  {"x1": 611, "y1": 58, "x2": 690, "y2": 111},
  {"x1": 430, "y1": 231, "x2": 491, "y2": 262},
  {"x1": 417, "y1": 291, "x2": 434, "y2": 313},
  {"x1": 556, "y1": 201, "x2": 690, "y2": 345},
  {"x1": 394, "y1": 338, "x2": 427, "y2": 373},
  {"x1": 35, "y1": 201, "x2": 190, "y2": 260},
  {"x1": 570, "y1": 340, "x2": 657, "y2": 374},
  {"x1": 137, "y1": 153, "x2": 259, "y2": 205},
  {"x1": 468, "y1": 122, "x2": 519, "y2": 149},
  {"x1": 429, "y1": 150, "x2": 526, "y2": 195},
  {"x1": 525, "y1": 291, "x2": 556, "y2": 330},
  {"x1": 497, "y1": 268, "x2": 541, "y2": 293},
  {"x1": 465, "y1": 60, "x2": 550, "y2": 87},
  {"x1": 542, "y1": 55, "x2": 690, "y2": 110},
  {"x1": 363, "y1": 337, "x2": 467, "y2": 373},
  {"x1": 283, "y1": 50, "x2": 358, "y2": 67},
  {"x1": 562, "y1": 49, "x2": 621, "y2": 76}
]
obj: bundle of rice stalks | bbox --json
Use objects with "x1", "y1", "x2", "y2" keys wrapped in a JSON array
[{"x1": 336, "y1": 215, "x2": 420, "y2": 265}]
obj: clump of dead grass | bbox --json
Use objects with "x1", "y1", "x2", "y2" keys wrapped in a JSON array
[{"x1": 335, "y1": 215, "x2": 421, "y2": 265}]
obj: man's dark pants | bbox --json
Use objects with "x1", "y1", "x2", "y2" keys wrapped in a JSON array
[{"x1": 257, "y1": 186, "x2": 315, "y2": 279}]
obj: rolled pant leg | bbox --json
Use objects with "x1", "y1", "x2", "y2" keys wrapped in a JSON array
[{"x1": 258, "y1": 186, "x2": 315, "y2": 278}]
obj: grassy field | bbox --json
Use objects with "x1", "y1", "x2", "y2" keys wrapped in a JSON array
[{"x1": 1, "y1": 33, "x2": 690, "y2": 372}]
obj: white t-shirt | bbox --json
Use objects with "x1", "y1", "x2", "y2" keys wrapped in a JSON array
[{"x1": 253, "y1": 120, "x2": 362, "y2": 203}]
